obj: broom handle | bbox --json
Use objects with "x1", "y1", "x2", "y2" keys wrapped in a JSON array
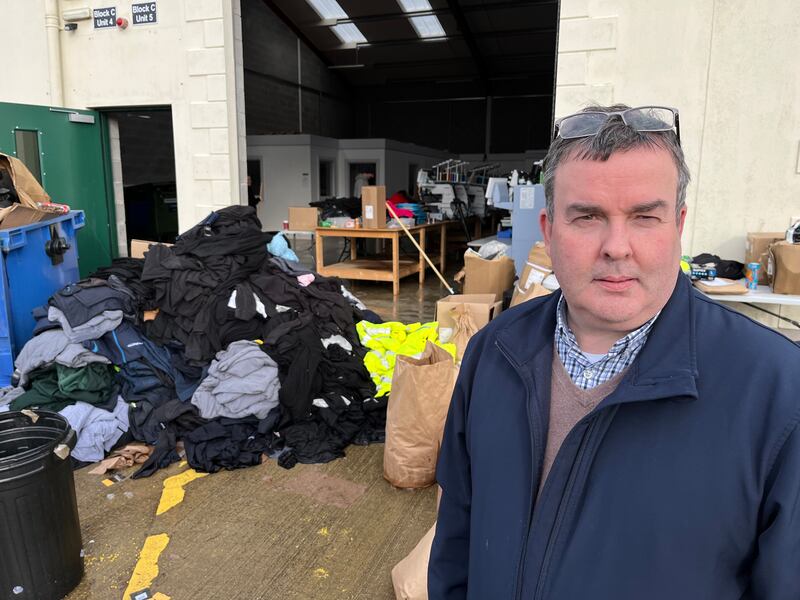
[{"x1": 386, "y1": 204, "x2": 455, "y2": 295}]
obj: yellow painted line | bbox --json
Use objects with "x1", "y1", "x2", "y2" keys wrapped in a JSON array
[
  {"x1": 102, "y1": 479, "x2": 114, "y2": 487},
  {"x1": 122, "y1": 533, "x2": 170, "y2": 600},
  {"x1": 152, "y1": 594, "x2": 171, "y2": 600},
  {"x1": 156, "y1": 469, "x2": 208, "y2": 516},
  {"x1": 178, "y1": 461, "x2": 187, "y2": 468}
]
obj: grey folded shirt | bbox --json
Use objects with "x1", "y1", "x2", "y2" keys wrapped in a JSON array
[
  {"x1": 48, "y1": 306, "x2": 123, "y2": 344},
  {"x1": 191, "y1": 340, "x2": 281, "y2": 420},
  {"x1": 15, "y1": 328, "x2": 111, "y2": 386}
]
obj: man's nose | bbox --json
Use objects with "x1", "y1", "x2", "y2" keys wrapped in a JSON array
[{"x1": 600, "y1": 220, "x2": 633, "y2": 260}]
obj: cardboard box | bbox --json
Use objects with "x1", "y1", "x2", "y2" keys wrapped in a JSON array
[
  {"x1": 130, "y1": 238, "x2": 171, "y2": 259},
  {"x1": 746, "y1": 232, "x2": 784, "y2": 284},
  {"x1": 770, "y1": 241, "x2": 800, "y2": 294},
  {"x1": 460, "y1": 251, "x2": 516, "y2": 302},
  {"x1": 511, "y1": 242, "x2": 555, "y2": 307},
  {"x1": 361, "y1": 186, "x2": 386, "y2": 229},
  {"x1": 288, "y1": 207, "x2": 319, "y2": 231},
  {"x1": 436, "y1": 294, "x2": 502, "y2": 331}
]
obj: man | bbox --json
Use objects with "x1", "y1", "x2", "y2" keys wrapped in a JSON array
[{"x1": 429, "y1": 105, "x2": 800, "y2": 599}]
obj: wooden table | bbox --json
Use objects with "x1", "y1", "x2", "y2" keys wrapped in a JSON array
[{"x1": 315, "y1": 223, "x2": 447, "y2": 295}]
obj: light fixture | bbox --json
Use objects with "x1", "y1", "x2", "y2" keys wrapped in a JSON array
[
  {"x1": 306, "y1": 0, "x2": 348, "y2": 20},
  {"x1": 62, "y1": 7, "x2": 92, "y2": 21},
  {"x1": 331, "y1": 23, "x2": 367, "y2": 45},
  {"x1": 408, "y1": 15, "x2": 446, "y2": 38}
]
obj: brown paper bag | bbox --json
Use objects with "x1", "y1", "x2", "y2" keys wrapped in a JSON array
[
  {"x1": 392, "y1": 523, "x2": 436, "y2": 600},
  {"x1": 693, "y1": 278, "x2": 748, "y2": 295},
  {"x1": 770, "y1": 242, "x2": 800, "y2": 294},
  {"x1": 0, "y1": 153, "x2": 50, "y2": 207},
  {"x1": 384, "y1": 342, "x2": 458, "y2": 489},
  {"x1": 450, "y1": 303, "x2": 479, "y2": 361},
  {"x1": 511, "y1": 243, "x2": 554, "y2": 307}
]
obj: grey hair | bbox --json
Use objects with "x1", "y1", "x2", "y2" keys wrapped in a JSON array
[{"x1": 542, "y1": 104, "x2": 690, "y2": 222}]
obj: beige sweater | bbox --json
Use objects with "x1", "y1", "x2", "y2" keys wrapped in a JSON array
[{"x1": 537, "y1": 353, "x2": 627, "y2": 497}]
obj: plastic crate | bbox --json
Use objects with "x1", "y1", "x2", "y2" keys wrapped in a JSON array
[{"x1": 0, "y1": 211, "x2": 85, "y2": 386}]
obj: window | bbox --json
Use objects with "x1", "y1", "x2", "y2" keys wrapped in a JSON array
[{"x1": 14, "y1": 130, "x2": 42, "y2": 184}]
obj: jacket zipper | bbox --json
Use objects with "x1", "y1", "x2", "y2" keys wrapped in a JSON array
[
  {"x1": 495, "y1": 341, "x2": 538, "y2": 600},
  {"x1": 533, "y1": 418, "x2": 597, "y2": 600}
]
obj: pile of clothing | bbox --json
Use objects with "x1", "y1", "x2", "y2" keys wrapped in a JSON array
[{"x1": 1, "y1": 205, "x2": 388, "y2": 477}]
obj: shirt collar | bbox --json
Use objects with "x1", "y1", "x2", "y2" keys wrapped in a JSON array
[{"x1": 555, "y1": 294, "x2": 659, "y2": 359}]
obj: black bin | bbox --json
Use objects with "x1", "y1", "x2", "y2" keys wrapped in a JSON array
[{"x1": 0, "y1": 411, "x2": 83, "y2": 599}]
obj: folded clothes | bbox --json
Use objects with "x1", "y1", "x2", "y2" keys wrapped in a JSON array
[
  {"x1": 11, "y1": 363, "x2": 118, "y2": 412},
  {"x1": 60, "y1": 396, "x2": 129, "y2": 463},
  {"x1": 15, "y1": 328, "x2": 110, "y2": 387},
  {"x1": 191, "y1": 340, "x2": 281, "y2": 420},
  {"x1": 48, "y1": 306, "x2": 123, "y2": 344}
]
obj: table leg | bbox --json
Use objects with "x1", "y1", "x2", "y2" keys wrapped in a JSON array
[
  {"x1": 439, "y1": 223, "x2": 447, "y2": 274},
  {"x1": 474, "y1": 217, "x2": 481, "y2": 239},
  {"x1": 315, "y1": 232, "x2": 324, "y2": 271},
  {"x1": 419, "y1": 227, "x2": 427, "y2": 285},
  {"x1": 392, "y1": 233, "x2": 400, "y2": 296},
  {"x1": 350, "y1": 237, "x2": 357, "y2": 261}
]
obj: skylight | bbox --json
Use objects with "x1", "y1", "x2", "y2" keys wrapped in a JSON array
[
  {"x1": 409, "y1": 15, "x2": 446, "y2": 38},
  {"x1": 396, "y1": 0, "x2": 446, "y2": 39},
  {"x1": 306, "y1": 0, "x2": 348, "y2": 20},
  {"x1": 397, "y1": 0, "x2": 432, "y2": 11},
  {"x1": 331, "y1": 23, "x2": 368, "y2": 45}
]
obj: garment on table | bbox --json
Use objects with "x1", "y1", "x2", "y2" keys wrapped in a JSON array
[
  {"x1": 184, "y1": 407, "x2": 281, "y2": 473},
  {"x1": 48, "y1": 278, "x2": 136, "y2": 326},
  {"x1": 88, "y1": 443, "x2": 153, "y2": 475},
  {"x1": 131, "y1": 399, "x2": 208, "y2": 478},
  {"x1": 430, "y1": 276, "x2": 800, "y2": 599},
  {"x1": 14, "y1": 328, "x2": 110, "y2": 387},
  {"x1": 11, "y1": 363, "x2": 118, "y2": 412},
  {"x1": 356, "y1": 321, "x2": 456, "y2": 397},
  {"x1": 48, "y1": 306, "x2": 124, "y2": 344},
  {"x1": 59, "y1": 396, "x2": 129, "y2": 463},
  {"x1": 191, "y1": 340, "x2": 281, "y2": 420}
]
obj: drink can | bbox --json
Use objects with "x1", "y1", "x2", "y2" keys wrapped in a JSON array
[
  {"x1": 746, "y1": 262, "x2": 760, "y2": 289},
  {"x1": 282, "y1": 220, "x2": 289, "y2": 230}
]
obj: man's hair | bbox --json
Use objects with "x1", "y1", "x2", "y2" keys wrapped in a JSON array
[{"x1": 542, "y1": 104, "x2": 690, "y2": 221}]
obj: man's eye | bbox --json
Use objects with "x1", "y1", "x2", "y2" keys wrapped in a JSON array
[
  {"x1": 635, "y1": 215, "x2": 658, "y2": 221},
  {"x1": 576, "y1": 214, "x2": 597, "y2": 222}
]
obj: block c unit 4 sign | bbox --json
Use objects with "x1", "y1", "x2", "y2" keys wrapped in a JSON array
[
  {"x1": 93, "y1": 7, "x2": 117, "y2": 28},
  {"x1": 131, "y1": 2, "x2": 157, "y2": 25}
]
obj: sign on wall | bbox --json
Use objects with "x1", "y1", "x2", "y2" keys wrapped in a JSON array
[
  {"x1": 93, "y1": 7, "x2": 117, "y2": 28},
  {"x1": 131, "y1": 2, "x2": 157, "y2": 25}
]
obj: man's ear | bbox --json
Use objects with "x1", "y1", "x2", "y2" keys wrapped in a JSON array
[
  {"x1": 677, "y1": 204, "x2": 687, "y2": 235},
  {"x1": 540, "y1": 208, "x2": 552, "y2": 255}
]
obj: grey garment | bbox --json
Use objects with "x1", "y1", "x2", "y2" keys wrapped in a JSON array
[
  {"x1": 270, "y1": 256, "x2": 314, "y2": 277},
  {"x1": 14, "y1": 328, "x2": 111, "y2": 387},
  {"x1": 48, "y1": 306, "x2": 124, "y2": 344},
  {"x1": 0, "y1": 386, "x2": 25, "y2": 412},
  {"x1": 191, "y1": 340, "x2": 281, "y2": 420},
  {"x1": 59, "y1": 396, "x2": 129, "y2": 463}
]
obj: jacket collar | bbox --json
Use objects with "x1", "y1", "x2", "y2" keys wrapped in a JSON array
[{"x1": 496, "y1": 273, "x2": 699, "y2": 405}]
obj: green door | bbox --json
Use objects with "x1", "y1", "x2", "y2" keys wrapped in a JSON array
[{"x1": 0, "y1": 101, "x2": 116, "y2": 276}]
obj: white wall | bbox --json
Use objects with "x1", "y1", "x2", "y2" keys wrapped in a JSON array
[
  {"x1": 555, "y1": 0, "x2": 800, "y2": 325},
  {"x1": 0, "y1": 0, "x2": 247, "y2": 233}
]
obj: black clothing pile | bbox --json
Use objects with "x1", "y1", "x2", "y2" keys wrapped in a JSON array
[
  {"x1": 11, "y1": 205, "x2": 384, "y2": 478},
  {"x1": 310, "y1": 197, "x2": 363, "y2": 220},
  {"x1": 692, "y1": 253, "x2": 745, "y2": 280}
]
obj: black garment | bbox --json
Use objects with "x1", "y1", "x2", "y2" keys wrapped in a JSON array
[
  {"x1": 31, "y1": 305, "x2": 61, "y2": 336},
  {"x1": 692, "y1": 253, "x2": 745, "y2": 280},
  {"x1": 184, "y1": 408, "x2": 281, "y2": 473},
  {"x1": 131, "y1": 399, "x2": 208, "y2": 478},
  {"x1": 49, "y1": 278, "x2": 136, "y2": 326}
]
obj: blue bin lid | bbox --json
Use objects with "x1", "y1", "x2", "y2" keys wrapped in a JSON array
[{"x1": 0, "y1": 210, "x2": 85, "y2": 252}]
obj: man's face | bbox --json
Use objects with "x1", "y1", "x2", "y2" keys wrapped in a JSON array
[{"x1": 541, "y1": 146, "x2": 686, "y2": 339}]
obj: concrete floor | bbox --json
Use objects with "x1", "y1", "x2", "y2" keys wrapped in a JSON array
[{"x1": 67, "y1": 257, "x2": 458, "y2": 600}]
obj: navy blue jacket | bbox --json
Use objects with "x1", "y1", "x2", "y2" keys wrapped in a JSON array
[{"x1": 429, "y1": 274, "x2": 800, "y2": 599}]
